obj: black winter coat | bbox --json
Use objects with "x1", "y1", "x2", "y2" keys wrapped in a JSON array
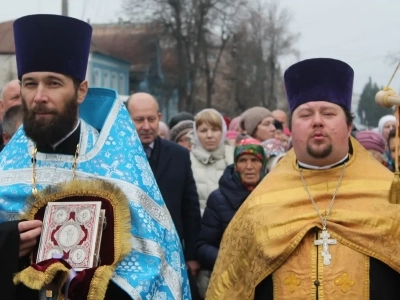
[{"x1": 196, "y1": 164, "x2": 250, "y2": 271}]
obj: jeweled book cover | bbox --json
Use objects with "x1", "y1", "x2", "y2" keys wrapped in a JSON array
[{"x1": 36, "y1": 201, "x2": 104, "y2": 271}]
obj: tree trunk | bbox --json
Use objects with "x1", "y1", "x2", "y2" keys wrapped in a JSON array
[
  {"x1": 187, "y1": 5, "x2": 207, "y2": 113},
  {"x1": 267, "y1": 40, "x2": 276, "y2": 109},
  {"x1": 171, "y1": 1, "x2": 188, "y2": 111}
]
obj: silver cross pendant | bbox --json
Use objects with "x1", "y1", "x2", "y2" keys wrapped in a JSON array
[{"x1": 314, "y1": 229, "x2": 337, "y2": 265}]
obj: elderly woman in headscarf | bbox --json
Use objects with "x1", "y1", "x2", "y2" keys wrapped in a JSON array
[
  {"x1": 190, "y1": 108, "x2": 234, "y2": 215},
  {"x1": 196, "y1": 138, "x2": 267, "y2": 272}
]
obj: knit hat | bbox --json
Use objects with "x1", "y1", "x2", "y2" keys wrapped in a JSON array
[
  {"x1": 169, "y1": 120, "x2": 194, "y2": 143},
  {"x1": 168, "y1": 111, "x2": 194, "y2": 129},
  {"x1": 241, "y1": 107, "x2": 273, "y2": 136},
  {"x1": 378, "y1": 115, "x2": 396, "y2": 136},
  {"x1": 356, "y1": 130, "x2": 386, "y2": 154}
]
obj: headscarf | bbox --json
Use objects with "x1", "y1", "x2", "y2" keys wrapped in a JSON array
[
  {"x1": 234, "y1": 138, "x2": 267, "y2": 191},
  {"x1": 193, "y1": 108, "x2": 227, "y2": 148},
  {"x1": 378, "y1": 115, "x2": 396, "y2": 136}
]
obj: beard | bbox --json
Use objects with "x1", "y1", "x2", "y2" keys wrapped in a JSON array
[
  {"x1": 22, "y1": 93, "x2": 78, "y2": 146},
  {"x1": 306, "y1": 143, "x2": 332, "y2": 159}
]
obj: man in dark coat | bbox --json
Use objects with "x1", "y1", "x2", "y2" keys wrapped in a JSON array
[{"x1": 127, "y1": 92, "x2": 202, "y2": 299}]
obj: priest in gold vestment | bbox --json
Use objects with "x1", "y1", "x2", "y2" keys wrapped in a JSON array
[{"x1": 206, "y1": 58, "x2": 400, "y2": 300}]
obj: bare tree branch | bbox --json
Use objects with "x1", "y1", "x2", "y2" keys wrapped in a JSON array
[{"x1": 122, "y1": 0, "x2": 299, "y2": 114}]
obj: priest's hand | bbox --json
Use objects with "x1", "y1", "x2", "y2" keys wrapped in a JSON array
[
  {"x1": 18, "y1": 220, "x2": 43, "y2": 257},
  {"x1": 186, "y1": 260, "x2": 201, "y2": 277}
]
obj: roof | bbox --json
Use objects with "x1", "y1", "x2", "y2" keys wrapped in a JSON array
[
  {"x1": 0, "y1": 19, "x2": 143, "y2": 62},
  {"x1": 92, "y1": 23, "x2": 180, "y2": 80},
  {"x1": 91, "y1": 23, "x2": 159, "y2": 67},
  {"x1": 0, "y1": 20, "x2": 179, "y2": 78},
  {"x1": 89, "y1": 43, "x2": 131, "y2": 64}
]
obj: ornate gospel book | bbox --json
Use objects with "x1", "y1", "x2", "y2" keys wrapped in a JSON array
[{"x1": 36, "y1": 201, "x2": 105, "y2": 271}]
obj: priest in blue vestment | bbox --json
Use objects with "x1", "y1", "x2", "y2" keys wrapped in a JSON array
[{"x1": 0, "y1": 14, "x2": 190, "y2": 300}]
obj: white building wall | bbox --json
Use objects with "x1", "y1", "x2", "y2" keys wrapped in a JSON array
[{"x1": 0, "y1": 54, "x2": 18, "y2": 89}]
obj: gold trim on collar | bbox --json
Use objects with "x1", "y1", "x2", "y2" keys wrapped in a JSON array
[{"x1": 16, "y1": 179, "x2": 132, "y2": 300}]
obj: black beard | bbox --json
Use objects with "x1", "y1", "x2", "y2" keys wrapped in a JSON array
[
  {"x1": 306, "y1": 143, "x2": 332, "y2": 159},
  {"x1": 22, "y1": 94, "x2": 78, "y2": 146}
]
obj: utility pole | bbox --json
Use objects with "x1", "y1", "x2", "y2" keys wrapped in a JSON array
[{"x1": 61, "y1": 0, "x2": 68, "y2": 16}]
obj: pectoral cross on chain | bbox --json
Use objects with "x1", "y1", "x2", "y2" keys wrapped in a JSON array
[{"x1": 314, "y1": 229, "x2": 337, "y2": 266}]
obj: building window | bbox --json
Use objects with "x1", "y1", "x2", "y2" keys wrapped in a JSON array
[
  {"x1": 92, "y1": 69, "x2": 100, "y2": 86},
  {"x1": 102, "y1": 71, "x2": 109, "y2": 87},
  {"x1": 119, "y1": 74, "x2": 125, "y2": 95},
  {"x1": 111, "y1": 72, "x2": 118, "y2": 90}
]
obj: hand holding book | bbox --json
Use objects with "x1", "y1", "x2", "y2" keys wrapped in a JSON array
[{"x1": 18, "y1": 220, "x2": 42, "y2": 257}]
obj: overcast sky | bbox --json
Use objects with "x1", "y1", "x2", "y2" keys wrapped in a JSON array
[{"x1": 0, "y1": 0, "x2": 399, "y2": 96}]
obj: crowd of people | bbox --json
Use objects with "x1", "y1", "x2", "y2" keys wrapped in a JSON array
[
  {"x1": 1, "y1": 13, "x2": 400, "y2": 300},
  {"x1": 1, "y1": 54, "x2": 400, "y2": 300},
  {"x1": 122, "y1": 93, "x2": 399, "y2": 299}
]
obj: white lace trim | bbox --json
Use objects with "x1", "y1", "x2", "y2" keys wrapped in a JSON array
[{"x1": 111, "y1": 274, "x2": 142, "y2": 300}]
